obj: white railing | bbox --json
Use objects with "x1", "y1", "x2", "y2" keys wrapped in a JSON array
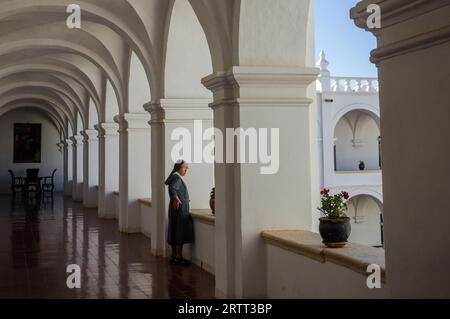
[{"x1": 330, "y1": 77, "x2": 379, "y2": 93}]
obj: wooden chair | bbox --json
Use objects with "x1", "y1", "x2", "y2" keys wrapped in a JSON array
[
  {"x1": 23, "y1": 169, "x2": 42, "y2": 198},
  {"x1": 42, "y1": 169, "x2": 57, "y2": 196},
  {"x1": 8, "y1": 170, "x2": 24, "y2": 198}
]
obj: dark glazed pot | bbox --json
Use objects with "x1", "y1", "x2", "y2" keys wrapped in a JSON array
[
  {"x1": 319, "y1": 217, "x2": 351, "y2": 248},
  {"x1": 209, "y1": 197, "x2": 215, "y2": 215}
]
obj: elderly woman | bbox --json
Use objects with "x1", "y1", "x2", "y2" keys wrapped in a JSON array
[{"x1": 165, "y1": 160, "x2": 194, "y2": 265}]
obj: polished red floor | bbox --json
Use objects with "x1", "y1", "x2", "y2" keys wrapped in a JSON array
[{"x1": 0, "y1": 195, "x2": 215, "y2": 299}]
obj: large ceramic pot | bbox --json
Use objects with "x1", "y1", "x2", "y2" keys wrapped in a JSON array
[{"x1": 319, "y1": 217, "x2": 351, "y2": 248}]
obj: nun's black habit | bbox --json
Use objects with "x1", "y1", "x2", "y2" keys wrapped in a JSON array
[{"x1": 165, "y1": 160, "x2": 194, "y2": 245}]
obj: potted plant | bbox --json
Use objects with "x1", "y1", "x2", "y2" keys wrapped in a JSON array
[
  {"x1": 317, "y1": 188, "x2": 351, "y2": 248},
  {"x1": 358, "y1": 160, "x2": 365, "y2": 171},
  {"x1": 209, "y1": 187, "x2": 215, "y2": 215}
]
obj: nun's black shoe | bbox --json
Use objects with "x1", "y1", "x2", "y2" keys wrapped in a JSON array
[
  {"x1": 169, "y1": 256, "x2": 177, "y2": 264},
  {"x1": 176, "y1": 258, "x2": 191, "y2": 266}
]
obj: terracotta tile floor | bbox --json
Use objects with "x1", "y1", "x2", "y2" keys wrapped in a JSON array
[{"x1": 0, "y1": 195, "x2": 215, "y2": 299}]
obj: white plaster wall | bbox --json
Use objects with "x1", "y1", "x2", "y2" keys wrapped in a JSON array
[
  {"x1": 0, "y1": 109, "x2": 63, "y2": 193},
  {"x1": 165, "y1": 0, "x2": 212, "y2": 98},
  {"x1": 105, "y1": 80, "x2": 119, "y2": 121},
  {"x1": 67, "y1": 143, "x2": 73, "y2": 192},
  {"x1": 266, "y1": 244, "x2": 390, "y2": 298},
  {"x1": 128, "y1": 52, "x2": 151, "y2": 113},
  {"x1": 238, "y1": 0, "x2": 311, "y2": 66},
  {"x1": 140, "y1": 203, "x2": 152, "y2": 239},
  {"x1": 335, "y1": 113, "x2": 380, "y2": 171},
  {"x1": 114, "y1": 192, "x2": 119, "y2": 220},
  {"x1": 333, "y1": 172, "x2": 382, "y2": 187},
  {"x1": 186, "y1": 221, "x2": 215, "y2": 275},
  {"x1": 348, "y1": 196, "x2": 383, "y2": 247}
]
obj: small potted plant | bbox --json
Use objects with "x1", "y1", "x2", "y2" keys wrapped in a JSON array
[
  {"x1": 359, "y1": 160, "x2": 365, "y2": 171},
  {"x1": 209, "y1": 187, "x2": 215, "y2": 215},
  {"x1": 317, "y1": 188, "x2": 351, "y2": 248}
]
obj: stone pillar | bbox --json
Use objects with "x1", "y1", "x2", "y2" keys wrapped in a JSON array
[
  {"x1": 351, "y1": 1, "x2": 450, "y2": 298},
  {"x1": 63, "y1": 139, "x2": 73, "y2": 196},
  {"x1": 81, "y1": 129, "x2": 99, "y2": 208},
  {"x1": 202, "y1": 66, "x2": 319, "y2": 298},
  {"x1": 145, "y1": 103, "x2": 166, "y2": 256},
  {"x1": 96, "y1": 123, "x2": 119, "y2": 219},
  {"x1": 70, "y1": 135, "x2": 84, "y2": 201},
  {"x1": 114, "y1": 113, "x2": 151, "y2": 233}
]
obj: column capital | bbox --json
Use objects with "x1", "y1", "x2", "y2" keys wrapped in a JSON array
[
  {"x1": 114, "y1": 113, "x2": 151, "y2": 132},
  {"x1": 65, "y1": 139, "x2": 73, "y2": 146},
  {"x1": 81, "y1": 129, "x2": 99, "y2": 142},
  {"x1": 350, "y1": 0, "x2": 450, "y2": 64},
  {"x1": 202, "y1": 66, "x2": 318, "y2": 109},
  {"x1": 70, "y1": 135, "x2": 84, "y2": 145},
  {"x1": 57, "y1": 142, "x2": 65, "y2": 152},
  {"x1": 94, "y1": 122, "x2": 119, "y2": 138},
  {"x1": 145, "y1": 99, "x2": 213, "y2": 123},
  {"x1": 144, "y1": 101, "x2": 165, "y2": 124}
]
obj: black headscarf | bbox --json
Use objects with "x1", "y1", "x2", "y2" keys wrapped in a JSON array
[{"x1": 164, "y1": 160, "x2": 185, "y2": 185}]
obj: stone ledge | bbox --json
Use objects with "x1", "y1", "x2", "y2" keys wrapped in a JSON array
[
  {"x1": 335, "y1": 170, "x2": 382, "y2": 174},
  {"x1": 190, "y1": 209, "x2": 215, "y2": 226},
  {"x1": 139, "y1": 198, "x2": 152, "y2": 207},
  {"x1": 262, "y1": 230, "x2": 386, "y2": 282}
]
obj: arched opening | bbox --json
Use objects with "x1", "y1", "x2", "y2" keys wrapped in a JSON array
[
  {"x1": 164, "y1": 0, "x2": 214, "y2": 210},
  {"x1": 115, "y1": 50, "x2": 152, "y2": 232},
  {"x1": 334, "y1": 109, "x2": 381, "y2": 171},
  {"x1": 347, "y1": 194, "x2": 384, "y2": 247},
  {"x1": 0, "y1": 107, "x2": 64, "y2": 194}
]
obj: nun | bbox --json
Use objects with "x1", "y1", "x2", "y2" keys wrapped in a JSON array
[{"x1": 165, "y1": 160, "x2": 194, "y2": 265}]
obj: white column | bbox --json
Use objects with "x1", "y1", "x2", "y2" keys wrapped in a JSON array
[
  {"x1": 146, "y1": 103, "x2": 166, "y2": 256},
  {"x1": 202, "y1": 66, "x2": 319, "y2": 298},
  {"x1": 71, "y1": 135, "x2": 84, "y2": 201},
  {"x1": 114, "y1": 113, "x2": 151, "y2": 233},
  {"x1": 64, "y1": 139, "x2": 73, "y2": 196},
  {"x1": 351, "y1": 0, "x2": 450, "y2": 298},
  {"x1": 96, "y1": 123, "x2": 119, "y2": 219},
  {"x1": 81, "y1": 129, "x2": 99, "y2": 208}
]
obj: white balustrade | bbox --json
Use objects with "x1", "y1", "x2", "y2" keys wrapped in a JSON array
[{"x1": 325, "y1": 77, "x2": 379, "y2": 93}]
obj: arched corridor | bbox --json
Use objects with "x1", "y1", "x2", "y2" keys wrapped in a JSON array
[{"x1": 0, "y1": 0, "x2": 449, "y2": 300}]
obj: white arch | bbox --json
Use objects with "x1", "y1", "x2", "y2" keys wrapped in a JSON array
[
  {"x1": 163, "y1": 0, "x2": 213, "y2": 99},
  {"x1": 128, "y1": 50, "x2": 151, "y2": 112},
  {"x1": 348, "y1": 190, "x2": 383, "y2": 210},
  {"x1": 0, "y1": 103, "x2": 66, "y2": 138},
  {"x1": 332, "y1": 103, "x2": 381, "y2": 134}
]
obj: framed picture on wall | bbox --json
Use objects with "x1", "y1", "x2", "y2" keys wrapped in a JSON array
[{"x1": 13, "y1": 123, "x2": 42, "y2": 163}]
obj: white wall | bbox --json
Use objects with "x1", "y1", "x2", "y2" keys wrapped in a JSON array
[
  {"x1": 128, "y1": 52, "x2": 151, "y2": 112},
  {"x1": 140, "y1": 202, "x2": 152, "y2": 239},
  {"x1": 187, "y1": 221, "x2": 215, "y2": 274},
  {"x1": 335, "y1": 112, "x2": 380, "y2": 171},
  {"x1": 266, "y1": 244, "x2": 389, "y2": 298},
  {"x1": 0, "y1": 109, "x2": 63, "y2": 194},
  {"x1": 348, "y1": 196, "x2": 382, "y2": 247}
]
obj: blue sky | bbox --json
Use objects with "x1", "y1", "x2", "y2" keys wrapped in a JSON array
[{"x1": 314, "y1": 0, "x2": 377, "y2": 77}]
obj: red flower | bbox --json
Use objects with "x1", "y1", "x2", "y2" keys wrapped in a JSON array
[
  {"x1": 342, "y1": 191, "x2": 349, "y2": 200},
  {"x1": 324, "y1": 188, "x2": 330, "y2": 194}
]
